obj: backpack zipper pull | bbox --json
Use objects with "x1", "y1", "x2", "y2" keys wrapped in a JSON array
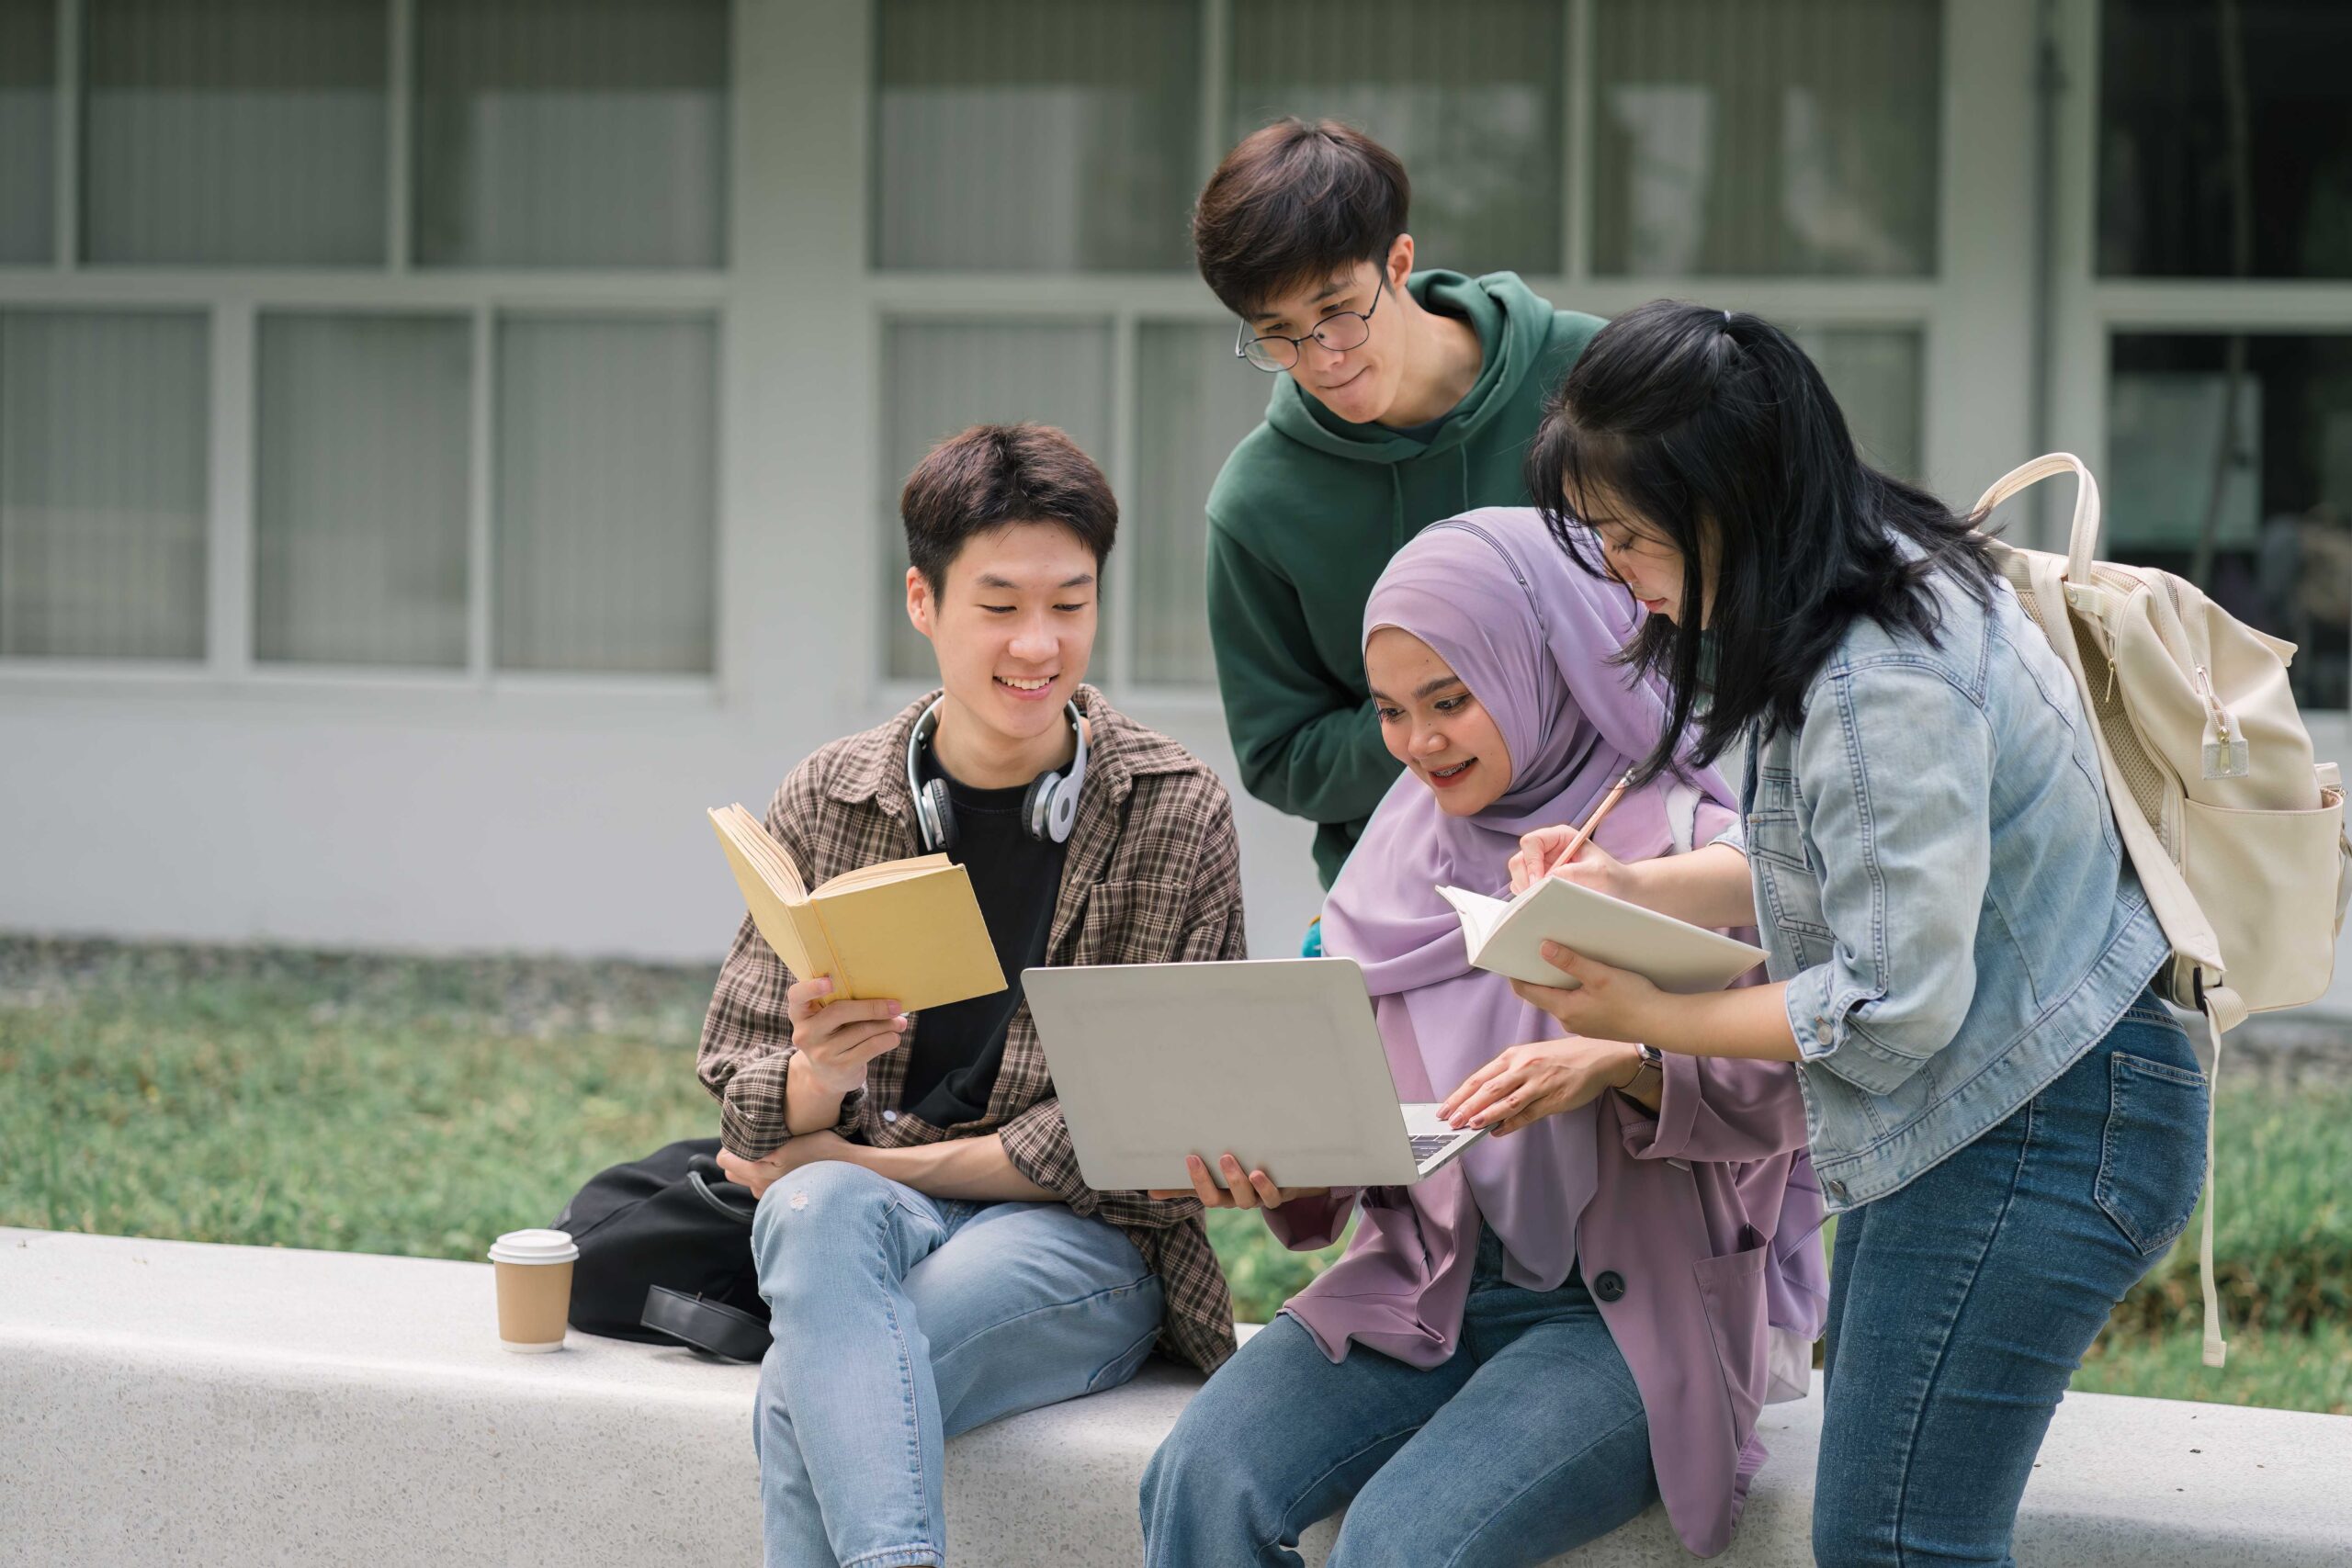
[{"x1": 2197, "y1": 666, "x2": 2251, "y2": 779}]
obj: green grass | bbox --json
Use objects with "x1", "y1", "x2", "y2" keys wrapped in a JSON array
[{"x1": 0, "y1": 937, "x2": 2343, "y2": 1414}]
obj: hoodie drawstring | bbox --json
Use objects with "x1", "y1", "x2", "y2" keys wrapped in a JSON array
[{"x1": 1389, "y1": 468, "x2": 1405, "y2": 552}]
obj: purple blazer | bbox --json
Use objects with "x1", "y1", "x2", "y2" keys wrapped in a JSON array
[{"x1": 1266, "y1": 1047, "x2": 1827, "y2": 1557}]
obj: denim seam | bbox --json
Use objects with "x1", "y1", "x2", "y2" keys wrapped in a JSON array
[
  {"x1": 1262, "y1": 1425, "x2": 1429, "y2": 1561},
  {"x1": 1886, "y1": 1092, "x2": 2039, "y2": 1567},
  {"x1": 926, "y1": 1271, "x2": 1159, "y2": 1365},
  {"x1": 1438, "y1": 1407, "x2": 1650, "y2": 1568},
  {"x1": 877, "y1": 1243, "x2": 936, "y2": 1561},
  {"x1": 837, "y1": 1547, "x2": 941, "y2": 1568}
]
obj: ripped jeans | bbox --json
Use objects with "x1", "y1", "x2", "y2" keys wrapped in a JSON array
[{"x1": 750, "y1": 1159, "x2": 1164, "y2": 1568}]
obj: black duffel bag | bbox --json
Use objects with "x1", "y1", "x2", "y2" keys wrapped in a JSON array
[{"x1": 554, "y1": 1136, "x2": 771, "y2": 1361}]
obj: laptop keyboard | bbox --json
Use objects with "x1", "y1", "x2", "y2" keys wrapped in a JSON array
[{"x1": 1409, "y1": 1133, "x2": 1464, "y2": 1160}]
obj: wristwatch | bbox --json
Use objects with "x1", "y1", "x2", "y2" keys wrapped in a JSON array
[{"x1": 1622, "y1": 1043, "x2": 1665, "y2": 1096}]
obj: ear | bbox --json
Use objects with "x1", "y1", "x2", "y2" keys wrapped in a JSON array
[
  {"x1": 1385, "y1": 232, "x2": 1415, "y2": 291},
  {"x1": 904, "y1": 565, "x2": 934, "y2": 642}
]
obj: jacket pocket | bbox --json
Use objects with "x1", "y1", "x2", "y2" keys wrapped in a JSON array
[
  {"x1": 1690, "y1": 1228, "x2": 1772, "y2": 1446},
  {"x1": 2095, "y1": 1050, "x2": 2211, "y2": 1256}
]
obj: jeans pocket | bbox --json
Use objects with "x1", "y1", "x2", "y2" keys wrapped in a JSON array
[{"x1": 2094, "y1": 1050, "x2": 2211, "y2": 1256}]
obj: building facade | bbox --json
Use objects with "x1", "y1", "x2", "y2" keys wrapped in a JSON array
[{"x1": 3, "y1": 0, "x2": 2348, "y2": 1007}]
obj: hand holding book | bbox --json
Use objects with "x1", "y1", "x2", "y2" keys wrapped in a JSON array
[{"x1": 707, "y1": 804, "x2": 1006, "y2": 1014}]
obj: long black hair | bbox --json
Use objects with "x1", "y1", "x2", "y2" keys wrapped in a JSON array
[{"x1": 1527, "y1": 299, "x2": 1998, "y2": 784}]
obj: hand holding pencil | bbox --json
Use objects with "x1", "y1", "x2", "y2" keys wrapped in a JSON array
[{"x1": 1506, "y1": 772, "x2": 1635, "y2": 897}]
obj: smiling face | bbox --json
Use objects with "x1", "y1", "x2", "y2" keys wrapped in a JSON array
[
  {"x1": 906, "y1": 521, "x2": 1097, "y2": 762},
  {"x1": 1247, "y1": 238, "x2": 1413, "y2": 427},
  {"x1": 1365, "y1": 626, "x2": 1513, "y2": 816}
]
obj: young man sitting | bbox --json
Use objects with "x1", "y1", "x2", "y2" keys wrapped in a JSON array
[{"x1": 699, "y1": 422, "x2": 1244, "y2": 1568}]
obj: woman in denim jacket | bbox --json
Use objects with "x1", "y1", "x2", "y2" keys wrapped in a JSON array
[{"x1": 1501, "y1": 300, "x2": 2209, "y2": 1567}]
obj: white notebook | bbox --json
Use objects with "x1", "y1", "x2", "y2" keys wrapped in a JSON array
[{"x1": 1438, "y1": 875, "x2": 1766, "y2": 995}]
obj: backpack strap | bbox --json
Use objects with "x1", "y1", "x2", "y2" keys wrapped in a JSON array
[
  {"x1": 2195, "y1": 980, "x2": 2246, "y2": 1369},
  {"x1": 1970, "y1": 451, "x2": 2103, "y2": 583}
]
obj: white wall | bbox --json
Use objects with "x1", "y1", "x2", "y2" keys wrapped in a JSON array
[
  {"x1": 0, "y1": 1, "x2": 1329, "y2": 966},
  {"x1": 6, "y1": 0, "x2": 2348, "y2": 1024}
]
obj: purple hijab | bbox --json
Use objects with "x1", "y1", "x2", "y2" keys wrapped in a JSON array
[{"x1": 1308, "y1": 507, "x2": 1740, "y2": 1353}]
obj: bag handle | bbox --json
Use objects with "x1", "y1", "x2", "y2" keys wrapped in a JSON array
[{"x1": 1972, "y1": 452, "x2": 2102, "y2": 584}]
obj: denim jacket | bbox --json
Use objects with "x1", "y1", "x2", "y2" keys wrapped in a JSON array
[{"x1": 1731, "y1": 564, "x2": 2171, "y2": 1211}]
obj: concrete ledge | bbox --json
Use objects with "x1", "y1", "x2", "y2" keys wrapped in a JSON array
[{"x1": 5, "y1": 1227, "x2": 2348, "y2": 1565}]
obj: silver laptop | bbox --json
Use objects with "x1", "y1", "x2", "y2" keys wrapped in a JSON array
[{"x1": 1022, "y1": 957, "x2": 1486, "y2": 1192}]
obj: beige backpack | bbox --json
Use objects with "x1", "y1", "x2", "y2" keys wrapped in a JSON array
[{"x1": 1974, "y1": 453, "x2": 2352, "y2": 1368}]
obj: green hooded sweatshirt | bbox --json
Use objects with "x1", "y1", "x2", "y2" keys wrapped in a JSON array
[{"x1": 1204, "y1": 269, "x2": 1604, "y2": 888}]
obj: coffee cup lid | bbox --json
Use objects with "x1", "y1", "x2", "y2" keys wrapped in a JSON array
[{"x1": 489, "y1": 1228, "x2": 579, "y2": 1266}]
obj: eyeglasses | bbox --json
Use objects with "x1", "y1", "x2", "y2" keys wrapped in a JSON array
[{"x1": 1235, "y1": 278, "x2": 1385, "y2": 373}]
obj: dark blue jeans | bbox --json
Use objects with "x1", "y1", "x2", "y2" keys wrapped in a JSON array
[
  {"x1": 1813, "y1": 987, "x2": 2208, "y2": 1566},
  {"x1": 1141, "y1": 1230, "x2": 1655, "y2": 1568}
]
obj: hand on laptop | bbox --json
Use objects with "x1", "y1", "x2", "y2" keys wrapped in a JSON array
[
  {"x1": 1441, "y1": 1036, "x2": 1650, "y2": 1134},
  {"x1": 1149, "y1": 1153, "x2": 1329, "y2": 1211}
]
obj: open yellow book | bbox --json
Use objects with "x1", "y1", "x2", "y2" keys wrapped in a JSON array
[{"x1": 707, "y1": 804, "x2": 1007, "y2": 1014}]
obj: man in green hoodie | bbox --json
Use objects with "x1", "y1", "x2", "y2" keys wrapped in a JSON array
[{"x1": 1192, "y1": 118, "x2": 1605, "y2": 889}]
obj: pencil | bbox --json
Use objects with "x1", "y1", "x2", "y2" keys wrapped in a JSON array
[{"x1": 1552, "y1": 772, "x2": 1632, "y2": 874}]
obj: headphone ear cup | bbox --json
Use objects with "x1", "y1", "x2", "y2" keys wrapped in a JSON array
[
  {"x1": 921, "y1": 778, "x2": 958, "y2": 853},
  {"x1": 1021, "y1": 771, "x2": 1060, "y2": 843},
  {"x1": 1044, "y1": 774, "x2": 1081, "y2": 842}
]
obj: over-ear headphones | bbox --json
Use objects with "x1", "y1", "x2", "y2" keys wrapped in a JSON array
[{"x1": 905, "y1": 697, "x2": 1089, "y2": 853}]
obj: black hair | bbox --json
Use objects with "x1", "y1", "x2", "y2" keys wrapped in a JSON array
[
  {"x1": 1191, "y1": 118, "x2": 1409, "y2": 319},
  {"x1": 1527, "y1": 299, "x2": 1998, "y2": 782},
  {"x1": 899, "y1": 423, "x2": 1117, "y2": 590}
]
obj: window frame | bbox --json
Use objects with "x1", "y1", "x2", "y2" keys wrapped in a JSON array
[
  {"x1": 0, "y1": 0, "x2": 732, "y2": 698},
  {"x1": 2047, "y1": 0, "x2": 2352, "y2": 744},
  {"x1": 863, "y1": 0, "x2": 2024, "y2": 710}
]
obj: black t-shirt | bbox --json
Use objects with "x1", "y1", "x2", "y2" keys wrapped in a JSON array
[{"x1": 900, "y1": 751, "x2": 1069, "y2": 1125}]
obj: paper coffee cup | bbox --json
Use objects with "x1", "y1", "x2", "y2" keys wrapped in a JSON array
[{"x1": 489, "y1": 1228, "x2": 579, "y2": 1353}]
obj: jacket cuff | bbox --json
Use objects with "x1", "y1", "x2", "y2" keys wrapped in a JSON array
[
  {"x1": 996, "y1": 1098, "x2": 1091, "y2": 1208},
  {"x1": 718, "y1": 1050, "x2": 794, "y2": 1158},
  {"x1": 1629, "y1": 1051, "x2": 1702, "y2": 1160},
  {"x1": 1783, "y1": 964, "x2": 1924, "y2": 1096}
]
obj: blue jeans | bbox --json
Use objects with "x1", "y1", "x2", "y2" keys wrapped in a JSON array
[
  {"x1": 749, "y1": 1159, "x2": 1165, "y2": 1568},
  {"x1": 1812, "y1": 989, "x2": 2208, "y2": 1566},
  {"x1": 1141, "y1": 1230, "x2": 1656, "y2": 1568}
]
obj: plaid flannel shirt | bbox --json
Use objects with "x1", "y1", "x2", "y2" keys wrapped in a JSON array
[{"x1": 697, "y1": 686, "x2": 1245, "y2": 1372}]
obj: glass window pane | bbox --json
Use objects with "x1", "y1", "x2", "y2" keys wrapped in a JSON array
[
  {"x1": 1591, "y1": 0, "x2": 1939, "y2": 277},
  {"x1": 2099, "y1": 0, "x2": 2352, "y2": 279},
  {"x1": 254, "y1": 314, "x2": 470, "y2": 668},
  {"x1": 83, "y1": 0, "x2": 387, "y2": 267},
  {"x1": 879, "y1": 320, "x2": 1114, "y2": 680},
  {"x1": 413, "y1": 0, "x2": 729, "y2": 270},
  {"x1": 0, "y1": 0, "x2": 54, "y2": 265},
  {"x1": 1, "y1": 311, "x2": 208, "y2": 660},
  {"x1": 875, "y1": 0, "x2": 1200, "y2": 272},
  {"x1": 1134, "y1": 322, "x2": 1266, "y2": 685},
  {"x1": 2107, "y1": 333, "x2": 2352, "y2": 711},
  {"x1": 1792, "y1": 325, "x2": 1923, "y2": 484},
  {"x1": 1229, "y1": 0, "x2": 1563, "y2": 277},
  {"x1": 495, "y1": 315, "x2": 717, "y2": 674}
]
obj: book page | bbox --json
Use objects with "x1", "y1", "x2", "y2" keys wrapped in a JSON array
[
  {"x1": 710, "y1": 803, "x2": 807, "y2": 903},
  {"x1": 1468, "y1": 874, "x2": 1765, "y2": 995},
  {"x1": 1434, "y1": 885, "x2": 1509, "y2": 960},
  {"x1": 812, "y1": 854, "x2": 955, "y2": 897}
]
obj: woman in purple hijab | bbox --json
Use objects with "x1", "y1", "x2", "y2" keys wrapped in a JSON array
[{"x1": 1141, "y1": 509, "x2": 1826, "y2": 1567}]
